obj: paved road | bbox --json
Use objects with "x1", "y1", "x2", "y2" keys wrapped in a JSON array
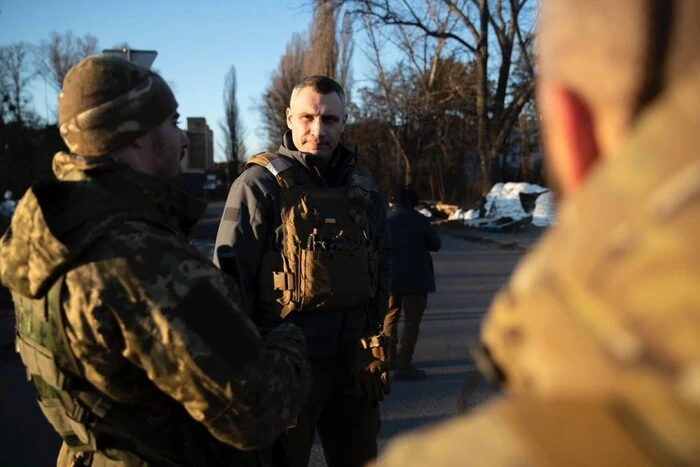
[{"x1": 0, "y1": 202, "x2": 528, "y2": 466}]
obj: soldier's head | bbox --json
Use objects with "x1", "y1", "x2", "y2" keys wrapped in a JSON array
[
  {"x1": 480, "y1": 0, "x2": 700, "y2": 400},
  {"x1": 537, "y1": 0, "x2": 700, "y2": 196},
  {"x1": 58, "y1": 54, "x2": 189, "y2": 180},
  {"x1": 286, "y1": 75, "x2": 347, "y2": 162}
]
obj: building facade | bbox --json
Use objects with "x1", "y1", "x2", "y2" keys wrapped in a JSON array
[{"x1": 181, "y1": 117, "x2": 214, "y2": 171}]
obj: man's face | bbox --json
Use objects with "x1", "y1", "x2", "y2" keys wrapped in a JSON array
[
  {"x1": 149, "y1": 112, "x2": 189, "y2": 180},
  {"x1": 286, "y1": 86, "x2": 346, "y2": 160}
]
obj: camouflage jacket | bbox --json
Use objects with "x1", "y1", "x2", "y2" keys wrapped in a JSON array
[
  {"x1": 0, "y1": 153, "x2": 311, "y2": 463},
  {"x1": 215, "y1": 132, "x2": 392, "y2": 360},
  {"x1": 374, "y1": 58, "x2": 700, "y2": 466}
]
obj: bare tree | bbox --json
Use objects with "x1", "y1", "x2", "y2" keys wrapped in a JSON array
[
  {"x1": 0, "y1": 42, "x2": 38, "y2": 124},
  {"x1": 307, "y1": 0, "x2": 339, "y2": 77},
  {"x1": 259, "y1": 34, "x2": 310, "y2": 149},
  {"x1": 363, "y1": 18, "x2": 415, "y2": 187},
  {"x1": 307, "y1": 2, "x2": 355, "y2": 100},
  {"x1": 219, "y1": 65, "x2": 246, "y2": 181},
  {"x1": 336, "y1": 10, "x2": 355, "y2": 101},
  {"x1": 361, "y1": 13, "x2": 457, "y2": 189},
  {"x1": 350, "y1": 0, "x2": 537, "y2": 195},
  {"x1": 34, "y1": 31, "x2": 99, "y2": 92}
]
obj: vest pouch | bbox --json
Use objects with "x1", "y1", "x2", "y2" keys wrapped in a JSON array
[
  {"x1": 280, "y1": 245, "x2": 301, "y2": 311},
  {"x1": 258, "y1": 251, "x2": 284, "y2": 303},
  {"x1": 37, "y1": 393, "x2": 97, "y2": 451},
  {"x1": 299, "y1": 248, "x2": 373, "y2": 311}
]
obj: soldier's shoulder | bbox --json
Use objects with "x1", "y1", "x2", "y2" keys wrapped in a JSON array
[
  {"x1": 87, "y1": 218, "x2": 202, "y2": 271},
  {"x1": 375, "y1": 397, "x2": 652, "y2": 467},
  {"x1": 374, "y1": 400, "x2": 534, "y2": 466},
  {"x1": 234, "y1": 160, "x2": 280, "y2": 194},
  {"x1": 78, "y1": 219, "x2": 238, "y2": 303},
  {"x1": 347, "y1": 167, "x2": 381, "y2": 198},
  {"x1": 351, "y1": 165, "x2": 379, "y2": 183}
]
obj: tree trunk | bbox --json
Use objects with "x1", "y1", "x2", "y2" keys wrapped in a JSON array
[
  {"x1": 519, "y1": 116, "x2": 532, "y2": 182},
  {"x1": 475, "y1": 0, "x2": 491, "y2": 196}
]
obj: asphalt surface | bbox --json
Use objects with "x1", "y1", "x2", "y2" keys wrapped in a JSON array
[
  {"x1": 371, "y1": 234, "x2": 523, "y2": 453},
  {"x1": 0, "y1": 201, "x2": 536, "y2": 466}
]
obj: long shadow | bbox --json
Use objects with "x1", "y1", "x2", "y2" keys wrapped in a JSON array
[
  {"x1": 379, "y1": 414, "x2": 454, "y2": 440},
  {"x1": 420, "y1": 311, "x2": 485, "y2": 322},
  {"x1": 391, "y1": 370, "x2": 469, "y2": 385},
  {"x1": 416, "y1": 358, "x2": 472, "y2": 369}
]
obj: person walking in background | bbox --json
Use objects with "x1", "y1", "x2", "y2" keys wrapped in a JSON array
[{"x1": 384, "y1": 186, "x2": 441, "y2": 380}]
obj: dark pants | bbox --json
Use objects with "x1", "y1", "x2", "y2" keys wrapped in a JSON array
[
  {"x1": 285, "y1": 360, "x2": 380, "y2": 467},
  {"x1": 383, "y1": 293, "x2": 428, "y2": 368}
]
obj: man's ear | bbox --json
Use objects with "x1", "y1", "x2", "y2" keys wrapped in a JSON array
[
  {"x1": 286, "y1": 108, "x2": 293, "y2": 129},
  {"x1": 540, "y1": 84, "x2": 600, "y2": 196},
  {"x1": 129, "y1": 132, "x2": 150, "y2": 149}
]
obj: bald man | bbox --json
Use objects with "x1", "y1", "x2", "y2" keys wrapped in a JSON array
[
  {"x1": 215, "y1": 75, "x2": 392, "y2": 467},
  {"x1": 374, "y1": 1, "x2": 700, "y2": 465}
]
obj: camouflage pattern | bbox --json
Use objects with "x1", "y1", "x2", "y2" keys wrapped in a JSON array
[
  {"x1": 373, "y1": 54, "x2": 700, "y2": 466},
  {"x1": 58, "y1": 54, "x2": 177, "y2": 157},
  {"x1": 0, "y1": 153, "x2": 311, "y2": 464}
]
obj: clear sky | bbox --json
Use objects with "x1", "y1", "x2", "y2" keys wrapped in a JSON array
[{"x1": 0, "y1": 0, "x2": 317, "y2": 160}]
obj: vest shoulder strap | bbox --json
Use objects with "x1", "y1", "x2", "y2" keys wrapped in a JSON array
[{"x1": 246, "y1": 152, "x2": 296, "y2": 188}]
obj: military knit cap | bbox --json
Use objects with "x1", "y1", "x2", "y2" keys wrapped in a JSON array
[{"x1": 58, "y1": 53, "x2": 177, "y2": 157}]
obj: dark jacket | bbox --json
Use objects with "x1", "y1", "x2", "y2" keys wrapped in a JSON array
[
  {"x1": 215, "y1": 132, "x2": 392, "y2": 360},
  {"x1": 388, "y1": 205, "x2": 441, "y2": 293}
]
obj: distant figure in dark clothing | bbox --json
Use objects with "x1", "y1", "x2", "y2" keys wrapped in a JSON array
[{"x1": 384, "y1": 187, "x2": 441, "y2": 380}]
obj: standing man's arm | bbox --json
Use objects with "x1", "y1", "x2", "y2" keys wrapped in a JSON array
[
  {"x1": 423, "y1": 218, "x2": 442, "y2": 252},
  {"x1": 214, "y1": 170, "x2": 274, "y2": 316},
  {"x1": 64, "y1": 225, "x2": 311, "y2": 451}
]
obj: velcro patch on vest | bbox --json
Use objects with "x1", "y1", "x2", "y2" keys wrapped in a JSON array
[
  {"x1": 175, "y1": 279, "x2": 262, "y2": 372},
  {"x1": 267, "y1": 157, "x2": 293, "y2": 176},
  {"x1": 223, "y1": 207, "x2": 239, "y2": 222}
]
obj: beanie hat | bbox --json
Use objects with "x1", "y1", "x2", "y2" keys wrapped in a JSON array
[{"x1": 58, "y1": 53, "x2": 177, "y2": 156}]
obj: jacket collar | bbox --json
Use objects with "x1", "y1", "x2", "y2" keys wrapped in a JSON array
[
  {"x1": 51, "y1": 151, "x2": 207, "y2": 236},
  {"x1": 278, "y1": 130, "x2": 357, "y2": 186}
]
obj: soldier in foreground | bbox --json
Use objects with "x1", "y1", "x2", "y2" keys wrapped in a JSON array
[
  {"x1": 215, "y1": 76, "x2": 392, "y2": 467},
  {"x1": 0, "y1": 54, "x2": 310, "y2": 466},
  {"x1": 375, "y1": 0, "x2": 700, "y2": 465}
]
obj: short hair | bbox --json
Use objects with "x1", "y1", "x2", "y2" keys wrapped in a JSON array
[
  {"x1": 394, "y1": 185, "x2": 418, "y2": 208},
  {"x1": 538, "y1": 0, "x2": 700, "y2": 126},
  {"x1": 291, "y1": 75, "x2": 346, "y2": 106}
]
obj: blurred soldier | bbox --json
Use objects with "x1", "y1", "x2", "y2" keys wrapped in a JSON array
[
  {"x1": 215, "y1": 75, "x2": 392, "y2": 467},
  {"x1": 383, "y1": 186, "x2": 441, "y2": 380},
  {"x1": 0, "y1": 54, "x2": 311, "y2": 466},
  {"x1": 374, "y1": 0, "x2": 700, "y2": 465}
]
